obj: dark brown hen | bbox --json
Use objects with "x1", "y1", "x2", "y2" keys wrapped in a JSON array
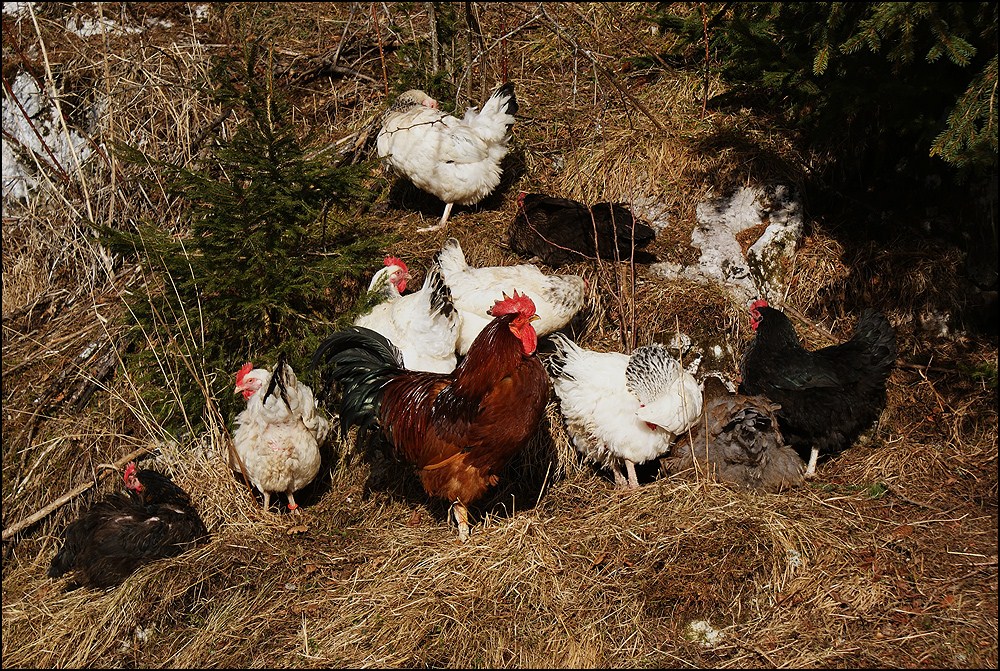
[
  {"x1": 507, "y1": 192, "x2": 657, "y2": 266},
  {"x1": 48, "y1": 463, "x2": 209, "y2": 589},
  {"x1": 663, "y1": 376, "x2": 804, "y2": 492}
]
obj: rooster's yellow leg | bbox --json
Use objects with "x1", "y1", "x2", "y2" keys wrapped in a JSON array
[{"x1": 452, "y1": 500, "x2": 470, "y2": 542}]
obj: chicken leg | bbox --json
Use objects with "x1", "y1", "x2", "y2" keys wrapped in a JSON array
[
  {"x1": 451, "y1": 499, "x2": 471, "y2": 542},
  {"x1": 417, "y1": 202, "x2": 453, "y2": 233},
  {"x1": 612, "y1": 460, "x2": 641, "y2": 489},
  {"x1": 287, "y1": 491, "x2": 301, "y2": 512},
  {"x1": 804, "y1": 446, "x2": 820, "y2": 478},
  {"x1": 625, "y1": 459, "x2": 640, "y2": 489}
]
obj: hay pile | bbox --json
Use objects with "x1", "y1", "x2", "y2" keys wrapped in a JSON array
[{"x1": 3, "y1": 3, "x2": 996, "y2": 668}]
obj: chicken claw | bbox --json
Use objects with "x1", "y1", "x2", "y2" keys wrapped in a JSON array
[{"x1": 451, "y1": 500, "x2": 471, "y2": 542}]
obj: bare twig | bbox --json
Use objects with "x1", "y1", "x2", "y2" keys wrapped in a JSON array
[
  {"x1": 2, "y1": 445, "x2": 155, "y2": 541},
  {"x1": 372, "y1": 3, "x2": 389, "y2": 96},
  {"x1": 536, "y1": 4, "x2": 667, "y2": 134},
  {"x1": 426, "y1": 2, "x2": 440, "y2": 72},
  {"x1": 700, "y1": 2, "x2": 710, "y2": 119}
]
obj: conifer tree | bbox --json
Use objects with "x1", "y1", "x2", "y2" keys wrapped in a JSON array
[
  {"x1": 657, "y1": 2, "x2": 996, "y2": 171},
  {"x1": 104, "y1": 47, "x2": 393, "y2": 435}
]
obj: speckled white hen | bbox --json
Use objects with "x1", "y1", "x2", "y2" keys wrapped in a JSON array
[
  {"x1": 548, "y1": 333, "x2": 703, "y2": 489},
  {"x1": 376, "y1": 84, "x2": 517, "y2": 232},
  {"x1": 231, "y1": 356, "x2": 330, "y2": 512}
]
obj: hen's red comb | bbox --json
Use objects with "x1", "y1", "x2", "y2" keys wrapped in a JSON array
[
  {"x1": 489, "y1": 290, "x2": 537, "y2": 318},
  {"x1": 750, "y1": 298, "x2": 769, "y2": 311},
  {"x1": 123, "y1": 461, "x2": 137, "y2": 484},
  {"x1": 383, "y1": 256, "x2": 408, "y2": 274},
  {"x1": 236, "y1": 362, "x2": 253, "y2": 386}
]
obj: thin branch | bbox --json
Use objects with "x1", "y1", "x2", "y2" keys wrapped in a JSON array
[
  {"x1": 536, "y1": 4, "x2": 667, "y2": 134},
  {"x1": 2, "y1": 445, "x2": 155, "y2": 541},
  {"x1": 372, "y1": 3, "x2": 389, "y2": 96}
]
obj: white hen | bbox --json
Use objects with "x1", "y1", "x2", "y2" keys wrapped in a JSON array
[
  {"x1": 231, "y1": 354, "x2": 331, "y2": 512},
  {"x1": 436, "y1": 237, "x2": 586, "y2": 355},
  {"x1": 547, "y1": 333, "x2": 703, "y2": 489},
  {"x1": 354, "y1": 255, "x2": 460, "y2": 373},
  {"x1": 376, "y1": 84, "x2": 518, "y2": 232}
]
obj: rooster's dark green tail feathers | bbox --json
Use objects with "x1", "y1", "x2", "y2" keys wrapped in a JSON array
[{"x1": 311, "y1": 327, "x2": 405, "y2": 437}]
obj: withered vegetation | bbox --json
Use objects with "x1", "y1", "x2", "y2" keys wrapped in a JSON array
[{"x1": 3, "y1": 3, "x2": 996, "y2": 668}]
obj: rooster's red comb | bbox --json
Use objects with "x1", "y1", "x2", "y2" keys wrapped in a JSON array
[
  {"x1": 750, "y1": 298, "x2": 769, "y2": 311},
  {"x1": 236, "y1": 362, "x2": 253, "y2": 386},
  {"x1": 123, "y1": 461, "x2": 138, "y2": 484},
  {"x1": 489, "y1": 290, "x2": 537, "y2": 318}
]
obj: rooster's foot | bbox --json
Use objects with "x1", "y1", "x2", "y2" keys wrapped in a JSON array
[{"x1": 451, "y1": 501, "x2": 471, "y2": 542}]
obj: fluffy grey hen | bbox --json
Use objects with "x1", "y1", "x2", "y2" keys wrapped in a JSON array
[{"x1": 662, "y1": 377, "x2": 805, "y2": 492}]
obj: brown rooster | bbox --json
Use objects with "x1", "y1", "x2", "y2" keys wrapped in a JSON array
[{"x1": 312, "y1": 291, "x2": 550, "y2": 541}]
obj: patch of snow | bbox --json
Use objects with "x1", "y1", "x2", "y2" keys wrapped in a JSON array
[
  {"x1": 66, "y1": 14, "x2": 144, "y2": 37},
  {"x1": 192, "y1": 5, "x2": 211, "y2": 21},
  {"x1": 650, "y1": 185, "x2": 803, "y2": 306},
  {"x1": 685, "y1": 619, "x2": 724, "y2": 648},
  {"x1": 629, "y1": 195, "x2": 671, "y2": 233},
  {"x1": 2, "y1": 71, "x2": 93, "y2": 201},
  {"x1": 2, "y1": 2, "x2": 32, "y2": 17}
]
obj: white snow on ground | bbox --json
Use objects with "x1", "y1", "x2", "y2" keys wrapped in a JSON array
[
  {"x1": 684, "y1": 619, "x2": 725, "y2": 648},
  {"x1": 2, "y1": 72, "x2": 94, "y2": 201},
  {"x1": 2, "y1": 2, "x2": 32, "y2": 16},
  {"x1": 651, "y1": 185, "x2": 803, "y2": 306},
  {"x1": 66, "y1": 14, "x2": 145, "y2": 37}
]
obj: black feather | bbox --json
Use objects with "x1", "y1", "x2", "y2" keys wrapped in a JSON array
[
  {"x1": 48, "y1": 468, "x2": 208, "y2": 589},
  {"x1": 263, "y1": 351, "x2": 292, "y2": 409},
  {"x1": 311, "y1": 326, "x2": 405, "y2": 438},
  {"x1": 507, "y1": 193, "x2": 657, "y2": 266},
  {"x1": 739, "y1": 305, "x2": 897, "y2": 464},
  {"x1": 494, "y1": 82, "x2": 518, "y2": 122}
]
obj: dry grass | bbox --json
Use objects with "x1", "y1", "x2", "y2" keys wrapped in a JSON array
[{"x1": 3, "y1": 3, "x2": 996, "y2": 669}]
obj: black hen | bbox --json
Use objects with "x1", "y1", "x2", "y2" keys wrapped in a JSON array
[
  {"x1": 738, "y1": 301, "x2": 897, "y2": 476},
  {"x1": 507, "y1": 192, "x2": 657, "y2": 266},
  {"x1": 663, "y1": 376, "x2": 805, "y2": 492},
  {"x1": 48, "y1": 462, "x2": 208, "y2": 589}
]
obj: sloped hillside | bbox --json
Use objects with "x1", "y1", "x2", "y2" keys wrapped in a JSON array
[{"x1": 3, "y1": 3, "x2": 996, "y2": 668}]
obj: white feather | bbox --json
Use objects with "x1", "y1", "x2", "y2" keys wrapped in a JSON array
[
  {"x1": 548, "y1": 334, "x2": 703, "y2": 474},
  {"x1": 354, "y1": 261, "x2": 459, "y2": 373},
  {"x1": 436, "y1": 238, "x2": 585, "y2": 355},
  {"x1": 231, "y1": 362, "x2": 330, "y2": 508},
  {"x1": 376, "y1": 86, "x2": 516, "y2": 216}
]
